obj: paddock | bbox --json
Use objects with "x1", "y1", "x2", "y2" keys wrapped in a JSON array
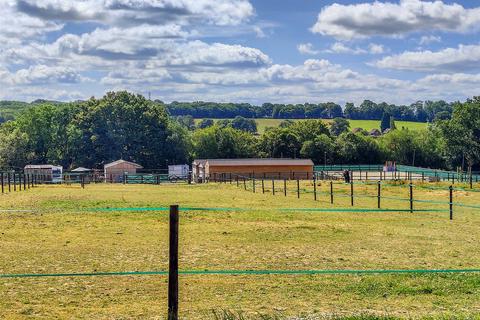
[{"x1": 1, "y1": 181, "x2": 480, "y2": 319}]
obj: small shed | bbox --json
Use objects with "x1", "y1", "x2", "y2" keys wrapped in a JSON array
[
  {"x1": 104, "y1": 160, "x2": 143, "y2": 183},
  {"x1": 24, "y1": 164, "x2": 63, "y2": 183},
  {"x1": 192, "y1": 158, "x2": 314, "y2": 182}
]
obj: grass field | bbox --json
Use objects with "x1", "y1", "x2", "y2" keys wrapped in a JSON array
[
  {"x1": 194, "y1": 119, "x2": 428, "y2": 134},
  {"x1": 1, "y1": 181, "x2": 479, "y2": 319}
]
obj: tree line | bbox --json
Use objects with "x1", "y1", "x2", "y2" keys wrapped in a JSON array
[
  {"x1": 163, "y1": 100, "x2": 453, "y2": 122},
  {"x1": 0, "y1": 91, "x2": 478, "y2": 171}
]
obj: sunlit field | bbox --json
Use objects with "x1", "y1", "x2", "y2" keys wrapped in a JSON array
[
  {"x1": 1, "y1": 181, "x2": 479, "y2": 319},
  {"x1": 194, "y1": 118, "x2": 428, "y2": 134}
]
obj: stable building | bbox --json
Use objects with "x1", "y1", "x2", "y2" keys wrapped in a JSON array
[
  {"x1": 192, "y1": 158, "x2": 314, "y2": 182},
  {"x1": 24, "y1": 164, "x2": 63, "y2": 183},
  {"x1": 104, "y1": 160, "x2": 143, "y2": 183}
]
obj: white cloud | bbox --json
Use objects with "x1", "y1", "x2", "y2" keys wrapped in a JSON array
[
  {"x1": 15, "y1": 0, "x2": 254, "y2": 26},
  {"x1": 375, "y1": 44, "x2": 480, "y2": 72},
  {"x1": 297, "y1": 43, "x2": 319, "y2": 55},
  {"x1": 419, "y1": 35, "x2": 442, "y2": 45},
  {"x1": 311, "y1": 0, "x2": 480, "y2": 40},
  {"x1": 324, "y1": 42, "x2": 385, "y2": 55},
  {"x1": 368, "y1": 43, "x2": 385, "y2": 54},
  {"x1": 1, "y1": 65, "x2": 86, "y2": 85}
]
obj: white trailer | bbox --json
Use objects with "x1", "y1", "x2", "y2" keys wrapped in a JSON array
[{"x1": 168, "y1": 164, "x2": 189, "y2": 180}]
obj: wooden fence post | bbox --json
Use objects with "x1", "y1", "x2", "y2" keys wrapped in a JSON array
[
  {"x1": 409, "y1": 184, "x2": 413, "y2": 213},
  {"x1": 1, "y1": 172, "x2": 3, "y2": 194},
  {"x1": 313, "y1": 178, "x2": 317, "y2": 201},
  {"x1": 252, "y1": 178, "x2": 256, "y2": 193},
  {"x1": 296, "y1": 179, "x2": 300, "y2": 199},
  {"x1": 330, "y1": 181, "x2": 333, "y2": 204},
  {"x1": 284, "y1": 179, "x2": 287, "y2": 197},
  {"x1": 350, "y1": 181, "x2": 354, "y2": 206},
  {"x1": 8, "y1": 173, "x2": 11, "y2": 192},
  {"x1": 168, "y1": 205, "x2": 179, "y2": 320},
  {"x1": 449, "y1": 186, "x2": 453, "y2": 220},
  {"x1": 377, "y1": 181, "x2": 381, "y2": 209},
  {"x1": 272, "y1": 179, "x2": 275, "y2": 195},
  {"x1": 243, "y1": 177, "x2": 246, "y2": 190},
  {"x1": 262, "y1": 179, "x2": 265, "y2": 194}
]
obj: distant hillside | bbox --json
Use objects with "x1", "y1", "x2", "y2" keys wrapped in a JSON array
[{"x1": 0, "y1": 100, "x2": 65, "y2": 123}]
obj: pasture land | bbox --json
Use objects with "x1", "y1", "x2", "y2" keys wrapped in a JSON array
[
  {"x1": 194, "y1": 118, "x2": 428, "y2": 133},
  {"x1": 0, "y1": 182, "x2": 479, "y2": 319}
]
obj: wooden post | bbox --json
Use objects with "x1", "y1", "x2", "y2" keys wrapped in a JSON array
[
  {"x1": 377, "y1": 181, "x2": 381, "y2": 209},
  {"x1": 262, "y1": 179, "x2": 265, "y2": 194},
  {"x1": 23, "y1": 174, "x2": 26, "y2": 190},
  {"x1": 243, "y1": 178, "x2": 246, "y2": 190},
  {"x1": 168, "y1": 205, "x2": 179, "y2": 320},
  {"x1": 252, "y1": 178, "x2": 256, "y2": 193},
  {"x1": 284, "y1": 179, "x2": 287, "y2": 197},
  {"x1": 313, "y1": 178, "x2": 317, "y2": 201},
  {"x1": 422, "y1": 172, "x2": 425, "y2": 182},
  {"x1": 1, "y1": 172, "x2": 3, "y2": 194},
  {"x1": 14, "y1": 173, "x2": 17, "y2": 192},
  {"x1": 409, "y1": 184, "x2": 413, "y2": 213},
  {"x1": 296, "y1": 179, "x2": 300, "y2": 199},
  {"x1": 350, "y1": 181, "x2": 354, "y2": 206},
  {"x1": 236, "y1": 176, "x2": 239, "y2": 187},
  {"x1": 330, "y1": 181, "x2": 333, "y2": 204},
  {"x1": 470, "y1": 174, "x2": 473, "y2": 189},
  {"x1": 449, "y1": 186, "x2": 453, "y2": 220},
  {"x1": 81, "y1": 175, "x2": 85, "y2": 189},
  {"x1": 8, "y1": 173, "x2": 11, "y2": 192},
  {"x1": 272, "y1": 179, "x2": 275, "y2": 195}
]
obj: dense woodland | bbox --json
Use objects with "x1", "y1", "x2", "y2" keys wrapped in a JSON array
[
  {"x1": 0, "y1": 91, "x2": 478, "y2": 171},
  {"x1": 163, "y1": 100, "x2": 452, "y2": 122},
  {"x1": 1, "y1": 98, "x2": 454, "y2": 124}
]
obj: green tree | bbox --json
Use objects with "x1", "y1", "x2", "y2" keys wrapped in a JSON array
[
  {"x1": 231, "y1": 116, "x2": 257, "y2": 133},
  {"x1": 380, "y1": 112, "x2": 391, "y2": 132},
  {"x1": 192, "y1": 126, "x2": 256, "y2": 159},
  {"x1": 330, "y1": 118, "x2": 350, "y2": 136},
  {"x1": 197, "y1": 119, "x2": 214, "y2": 129},
  {"x1": 300, "y1": 134, "x2": 335, "y2": 164},
  {"x1": 438, "y1": 98, "x2": 480, "y2": 169}
]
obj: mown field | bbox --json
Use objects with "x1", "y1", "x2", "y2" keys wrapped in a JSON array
[
  {"x1": 194, "y1": 119, "x2": 428, "y2": 134},
  {"x1": 0, "y1": 181, "x2": 479, "y2": 319}
]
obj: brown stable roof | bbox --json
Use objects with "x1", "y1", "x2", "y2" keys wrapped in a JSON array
[
  {"x1": 104, "y1": 159, "x2": 143, "y2": 169},
  {"x1": 194, "y1": 158, "x2": 314, "y2": 167}
]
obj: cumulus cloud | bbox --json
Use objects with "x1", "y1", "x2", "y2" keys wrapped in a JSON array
[
  {"x1": 297, "y1": 43, "x2": 319, "y2": 55},
  {"x1": 1, "y1": 65, "x2": 85, "y2": 85},
  {"x1": 311, "y1": 0, "x2": 480, "y2": 40},
  {"x1": 375, "y1": 44, "x2": 480, "y2": 72},
  {"x1": 15, "y1": 0, "x2": 254, "y2": 26},
  {"x1": 0, "y1": 1, "x2": 62, "y2": 43}
]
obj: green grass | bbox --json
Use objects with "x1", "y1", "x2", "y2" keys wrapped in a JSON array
[
  {"x1": 0, "y1": 181, "x2": 479, "y2": 319},
  {"x1": 194, "y1": 119, "x2": 428, "y2": 134}
]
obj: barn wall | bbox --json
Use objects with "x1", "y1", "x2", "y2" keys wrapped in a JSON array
[
  {"x1": 105, "y1": 163, "x2": 139, "y2": 182},
  {"x1": 207, "y1": 164, "x2": 313, "y2": 179}
]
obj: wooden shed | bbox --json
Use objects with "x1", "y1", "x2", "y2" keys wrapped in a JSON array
[
  {"x1": 104, "y1": 160, "x2": 143, "y2": 183},
  {"x1": 192, "y1": 158, "x2": 314, "y2": 182}
]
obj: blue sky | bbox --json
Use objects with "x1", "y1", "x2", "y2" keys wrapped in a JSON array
[{"x1": 1, "y1": 0, "x2": 480, "y2": 105}]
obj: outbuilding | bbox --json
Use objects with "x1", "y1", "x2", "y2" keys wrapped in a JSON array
[
  {"x1": 104, "y1": 160, "x2": 143, "y2": 183},
  {"x1": 24, "y1": 164, "x2": 63, "y2": 183},
  {"x1": 192, "y1": 158, "x2": 314, "y2": 182}
]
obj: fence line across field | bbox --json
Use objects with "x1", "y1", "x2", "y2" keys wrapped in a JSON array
[
  {"x1": 222, "y1": 173, "x2": 480, "y2": 220},
  {"x1": 1, "y1": 205, "x2": 479, "y2": 320}
]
